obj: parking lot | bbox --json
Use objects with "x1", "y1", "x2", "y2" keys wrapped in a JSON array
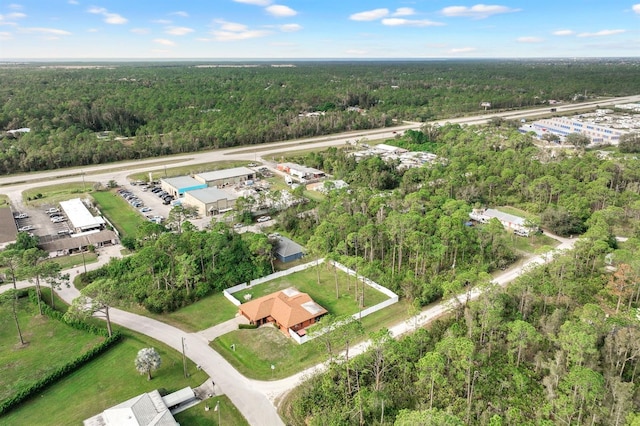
[{"x1": 13, "y1": 205, "x2": 75, "y2": 238}]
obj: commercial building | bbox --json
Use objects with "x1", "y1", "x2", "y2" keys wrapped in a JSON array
[
  {"x1": 276, "y1": 163, "x2": 325, "y2": 180},
  {"x1": 183, "y1": 187, "x2": 237, "y2": 216},
  {"x1": 160, "y1": 177, "x2": 207, "y2": 198},
  {"x1": 470, "y1": 208, "x2": 533, "y2": 236},
  {"x1": 529, "y1": 117, "x2": 627, "y2": 145},
  {"x1": 59, "y1": 198, "x2": 105, "y2": 233},
  {"x1": 39, "y1": 229, "x2": 119, "y2": 255},
  {"x1": 193, "y1": 167, "x2": 256, "y2": 188}
]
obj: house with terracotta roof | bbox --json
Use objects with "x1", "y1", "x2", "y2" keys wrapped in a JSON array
[{"x1": 238, "y1": 287, "x2": 327, "y2": 337}]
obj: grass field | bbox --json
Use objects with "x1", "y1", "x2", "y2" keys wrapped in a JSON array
[
  {"x1": 125, "y1": 292, "x2": 239, "y2": 333},
  {"x1": 0, "y1": 293, "x2": 106, "y2": 405},
  {"x1": 497, "y1": 205, "x2": 540, "y2": 224},
  {"x1": 0, "y1": 194, "x2": 10, "y2": 207},
  {"x1": 91, "y1": 190, "x2": 146, "y2": 238},
  {"x1": 232, "y1": 264, "x2": 390, "y2": 317},
  {"x1": 128, "y1": 160, "x2": 252, "y2": 183},
  {"x1": 22, "y1": 182, "x2": 97, "y2": 206},
  {"x1": 47, "y1": 252, "x2": 98, "y2": 271},
  {"x1": 174, "y1": 395, "x2": 249, "y2": 426},
  {"x1": 1, "y1": 315, "x2": 209, "y2": 425}
]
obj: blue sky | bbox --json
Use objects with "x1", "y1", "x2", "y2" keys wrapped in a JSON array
[{"x1": 1, "y1": 1, "x2": 639, "y2": 59}]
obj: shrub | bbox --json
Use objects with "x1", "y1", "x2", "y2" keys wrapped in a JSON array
[{"x1": 239, "y1": 323, "x2": 258, "y2": 330}]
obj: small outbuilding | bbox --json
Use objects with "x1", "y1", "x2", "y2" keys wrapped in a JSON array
[{"x1": 274, "y1": 236, "x2": 305, "y2": 263}]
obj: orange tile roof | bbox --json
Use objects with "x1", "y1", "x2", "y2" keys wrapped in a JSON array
[{"x1": 239, "y1": 288, "x2": 327, "y2": 330}]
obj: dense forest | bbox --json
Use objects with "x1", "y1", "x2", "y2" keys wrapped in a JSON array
[
  {"x1": 2, "y1": 59, "x2": 640, "y2": 174},
  {"x1": 275, "y1": 124, "x2": 640, "y2": 425}
]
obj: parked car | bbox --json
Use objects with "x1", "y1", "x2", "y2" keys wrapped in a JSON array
[
  {"x1": 50, "y1": 214, "x2": 63, "y2": 221},
  {"x1": 257, "y1": 216, "x2": 271, "y2": 223},
  {"x1": 51, "y1": 217, "x2": 66, "y2": 223},
  {"x1": 233, "y1": 223, "x2": 244, "y2": 229},
  {"x1": 45, "y1": 208, "x2": 59, "y2": 214},
  {"x1": 140, "y1": 207, "x2": 152, "y2": 213},
  {"x1": 14, "y1": 213, "x2": 28, "y2": 219},
  {"x1": 18, "y1": 225, "x2": 34, "y2": 231}
]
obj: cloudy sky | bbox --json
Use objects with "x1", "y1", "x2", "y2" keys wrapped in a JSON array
[{"x1": 1, "y1": 1, "x2": 639, "y2": 59}]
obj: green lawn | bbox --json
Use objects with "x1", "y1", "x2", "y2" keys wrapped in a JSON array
[
  {"x1": 233, "y1": 264, "x2": 390, "y2": 317},
  {"x1": 92, "y1": 190, "x2": 146, "y2": 238},
  {"x1": 496, "y1": 206, "x2": 539, "y2": 224},
  {"x1": 47, "y1": 252, "x2": 98, "y2": 271},
  {"x1": 0, "y1": 293, "x2": 106, "y2": 405},
  {"x1": 212, "y1": 326, "x2": 328, "y2": 380},
  {"x1": 0, "y1": 194, "x2": 10, "y2": 207},
  {"x1": 174, "y1": 395, "x2": 249, "y2": 426},
  {"x1": 509, "y1": 232, "x2": 561, "y2": 254},
  {"x1": 125, "y1": 292, "x2": 239, "y2": 333},
  {"x1": 22, "y1": 182, "x2": 97, "y2": 206},
  {"x1": 2, "y1": 324, "x2": 209, "y2": 425}
]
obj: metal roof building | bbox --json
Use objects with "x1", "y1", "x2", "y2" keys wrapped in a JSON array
[
  {"x1": 59, "y1": 198, "x2": 105, "y2": 232},
  {"x1": 183, "y1": 187, "x2": 237, "y2": 217},
  {"x1": 193, "y1": 167, "x2": 256, "y2": 187},
  {"x1": 160, "y1": 176, "x2": 207, "y2": 197}
]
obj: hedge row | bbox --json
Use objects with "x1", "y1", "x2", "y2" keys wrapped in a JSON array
[
  {"x1": 0, "y1": 292, "x2": 122, "y2": 415},
  {"x1": 238, "y1": 323, "x2": 258, "y2": 329},
  {"x1": 28, "y1": 290, "x2": 111, "y2": 337}
]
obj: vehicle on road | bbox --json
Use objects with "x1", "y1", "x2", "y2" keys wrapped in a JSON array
[
  {"x1": 18, "y1": 225, "x2": 34, "y2": 231},
  {"x1": 257, "y1": 216, "x2": 271, "y2": 223},
  {"x1": 233, "y1": 223, "x2": 244, "y2": 229},
  {"x1": 14, "y1": 213, "x2": 28, "y2": 219}
]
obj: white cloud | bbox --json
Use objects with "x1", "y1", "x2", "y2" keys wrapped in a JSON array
[
  {"x1": 152, "y1": 19, "x2": 172, "y2": 25},
  {"x1": 392, "y1": 8, "x2": 415, "y2": 17},
  {"x1": 21, "y1": 27, "x2": 72, "y2": 35},
  {"x1": 279, "y1": 23, "x2": 302, "y2": 32},
  {"x1": 171, "y1": 11, "x2": 189, "y2": 17},
  {"x1": 0, "y1": 31, "x2": 12, "y2": 40},
  {"x1": 350, "y1": 8, "x2": 389, "y2": 21},
  {"x1": 381, "y1": 18, "x2": 444, "y2": 27},
  {"x1": 266, "y1": 5, "x2": 297, "y2": 18},
  {"x1": 517, "y1": 36, "x2": 543, "y2": 43},
  {"x1": 553, "y1": 29, "x2": 574, "y2": 36},
  {"x1": 441, "y1": 4, "x2": 520, "y2": 19},
  {"x1": 87, "y1": 28, "x2": 99, "y2": 32},
  {"x1": 211, "y1": 19, "x2": 272, "y2": 41},
  {"x1": 577, "y1": 29, "x2": 626, "y2": 37},
  {"x1": 153, "y1": 38, "x2": 175, "y2": 46},
  {"x1": 234, "y1": 0, "x2": 272, "y2": 5},
  {"x1": 68, "y1": 0, "x2": 79, "y2": 4},
  {"x1": 633, "y1": 4, "x2": 640, "y2": 14},
  {"x1": 0, "y1": 12, "x2": 27, "y2": 23},
  {"x1": 8, "y1": 4, "x2": 23, "y2": 10},
  {"x1": 165, "y1": 26, "x2": 194, "y2": 36},
  {"x1": 450, "y1": 47, "x2": 477, "y2": 53},
  {"x1": 88, "y1": 7, "x2": 127, "y2": 25},
  {"x1": 131, "y1": 28, "x2": 150, "y2": 34}
]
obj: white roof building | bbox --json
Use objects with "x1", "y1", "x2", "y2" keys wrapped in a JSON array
[{"x1": 60, "y1": 198, "x2": 105, "y2": 232}]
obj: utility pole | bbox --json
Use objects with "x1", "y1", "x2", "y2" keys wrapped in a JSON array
[{"x1": 182, "y1": 337, "x2": 188, "y2": 378}]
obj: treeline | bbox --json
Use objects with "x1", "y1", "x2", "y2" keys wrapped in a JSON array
[
  {"x1": 279, "y1": 123, "x2": 640, "y2": 305},
  {"x1": 2, "y1": 60, "x2": 640, "y2": 173},
  {"x1": 81, "y1": 222, "x2": 273, "y2": 313},
  {"x1": 282, "y1": 234, "x2": 640, "y2": 425}
]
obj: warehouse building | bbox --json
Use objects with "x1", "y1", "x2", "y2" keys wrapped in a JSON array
[
  {"x1": 60, "y1": 198, "x2": 105, "y2": 233},
  {"x1": 160, "y1": 176, "x2": 207, "y2": 198},
  {"x1": 529, "y1": 117, "x2": 627, "y2": 145},
  {"x1": 183, "y1": 187, "x2": 238, "y2": 217},
  {"x1": 193, "y1": 167, "x2": 256, "y2": 188}
]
